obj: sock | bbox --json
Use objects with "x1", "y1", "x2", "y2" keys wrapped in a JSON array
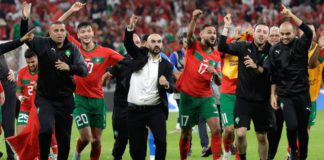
[
  {"x1": 223, "y1": 136, "x2": 234, "y2": 153},
  {"x1": 90, "y1": 142, "x2": 101, "y2": 160},
  {"x1": 211, "y1": 134, "x2": 222, "y2": 160},
  {"x1": 51, "y1": 133, "x2": 58, "y2": 154},
  {"x1": 179, "y1": 138, "x2": 190, "y2": 160},
  {"x1": 235, "y1": 149, "x2": 240, "y2": 160},
  {"x1": 239, "y1": 153, "x2": 246, "y2": 160},
  {"x1": 76, "y1": 138, "x2": 89, "y2": 154}
]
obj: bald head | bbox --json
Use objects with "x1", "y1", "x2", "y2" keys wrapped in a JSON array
[
  {"x1": 280, "y1": 22, "x2": 295, "y2": 44},
  {"x1": 147, "y1": 33, "x2": 163, "y2": 55},
  {"x1": 268, "y1": 26, "x2": 280, "y2": 45}
]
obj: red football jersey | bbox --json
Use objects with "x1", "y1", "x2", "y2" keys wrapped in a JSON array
[
  {"x1": 0, "y1": 82, "x2": 3, "y2": 93},
  {"x1": 220, "y1": 54, "x2": 237, "y2": 94},
  {"x1": 17, "y1": 66, "x2": 38, "y2": 112},
  {"x1": 68, "y1": 34, "x2": 123, "y2": 98},
  {"x1": 176, "y1": 40, "x2": 221, "y2": 97}
]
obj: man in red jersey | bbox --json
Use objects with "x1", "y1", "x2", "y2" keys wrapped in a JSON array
[
  {"x1": 58, "y1": 2, "x2": 123, "y2": 160},
  {"x1": 176, "y1": 9, "x2": 222, "y2": 160},
  {"x1": 16, "y1": 49, "x2": 58, "y2": 159},
  {"x1": 16, "y1": 49, "x2": 38, "y2": 135}
]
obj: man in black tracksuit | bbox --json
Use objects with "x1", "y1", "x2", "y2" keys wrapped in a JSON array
[
  {"x1": 108, "y1": 56, "x2": 132, "y2": 160},
  {"x1": 264, "y1": 6, "x2": 313, "y2": 160},
  {"x1": 20, "y1": 10, "x2": 88, "y2": 160},
  {"x1": 218, "y1": 14, "x2": 272, "y2": 160},
  {"x1": 0, "y1": 30, "x2": 34, "y2": 160}
]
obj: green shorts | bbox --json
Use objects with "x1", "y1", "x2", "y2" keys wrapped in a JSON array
[
  {"x1": 179, "y1": 92, "x2": 219, "y2": 128},
  {"x1": 17, "y1": 111, "x2": 29, "y2": 125},
  {"x1": 73, "y1": 94, "x2": 107, "y2": 129},
  {"x1": 308, "y1": 101, "x2": 317, "y2": 126},
  {"x1": 220, "y1": 93, "x2": 236, "y2": 127}
]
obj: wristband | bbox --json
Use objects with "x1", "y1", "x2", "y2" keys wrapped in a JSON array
[{"x1": 18, "y1": 96, "x2": 24, "y2": 102}]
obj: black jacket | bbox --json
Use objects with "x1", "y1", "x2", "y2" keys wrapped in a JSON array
[
  {"x1": 109, "y1": 56, "x2": 133, "y2": 119},
  {"x1": 218, "y1": 36, "x2": 271, "y2": 101},
  {"x1": 265, "y1": 23, "x2": 313, "y2": 96},
  {"x1": 124, "y1": 29, "x2": 174, "y2": 118},
  {"x1": 21, "y1": 19, "x2": 88, "y2": 99},
  {"x1": 0, "y1": 39, "x2": 24, "y2": 82}
]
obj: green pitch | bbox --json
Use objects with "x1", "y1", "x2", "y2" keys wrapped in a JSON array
[{"x1": 1, "y1": 111, "x2": 323, "y2": 159}]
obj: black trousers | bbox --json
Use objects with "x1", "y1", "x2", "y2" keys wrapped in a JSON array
[
  {"x1": 112, "y1": 114, "x2": 128, "y2": 160},
  {"x1": 1, "y1": 80, "x2": 16, "y2": 160},
  {"x1": 127, "y1": 103, "x2": 167, "y2": 160},
  {"x1": 279, "y1": 92, "x2": 311, "y2": 160},
  {"x1": 267, "y1": 108, "x2": 284, "y2": 159},
  {"x1": 36, "y1": 94, "x2": 74, "y2": 160},
  {"x1": 198, "y1": 116, "x2": 209, "y2": 148}
]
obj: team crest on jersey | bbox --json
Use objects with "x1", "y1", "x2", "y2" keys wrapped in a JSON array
[
  {"x1": 235, "y1": 117, "x2": 240, "y2": 124},
  {"x1": 65, "y1": 50, "x2": 71, "y2": 58},
  {"x1": 280, "y1": 102, "x2": 284, "y2": 110}
]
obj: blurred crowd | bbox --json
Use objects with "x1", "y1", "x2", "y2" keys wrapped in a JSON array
[{"x1": 0, "y1": 0, "x2": 324, "y2": 56}]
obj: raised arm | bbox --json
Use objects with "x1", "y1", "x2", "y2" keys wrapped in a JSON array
[
  {"x1": 280, "y1": 5, "x2": 302, "y2": 26},
  {"x1": 187, "y1": 9, "x2": 202, "y2": 46},
  {"x1": 20, "y1": 1, "x2": 46, "y2": 55},
  {"x1": 58, "y1": 2, "x2": 85, "y2": 23},
  {"x1": 218, "y1": 14, "x2": 244, "y2": 55},
  {"x1": 124, "y1": 14, "x2": 143, "y2": 59},
  {"x1": 281, "y1": 5, "x2": 312, "y2": 47}
]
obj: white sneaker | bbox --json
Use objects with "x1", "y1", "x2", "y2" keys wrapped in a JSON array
[
  {"x1": 48, "y1": 153, "x2": 57, "y2": 160},
  {"x1": 72, "y1": 151, "x2": 81, "y2": 160},
  {"x1": 222, "y1": 151, "x2": 231, "y2": 160}
]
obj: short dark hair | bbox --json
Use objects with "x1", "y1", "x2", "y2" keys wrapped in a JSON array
[
  {"x1": 201, "y1": 24, "x2": 215, "y2": 30},
  {"x1": 179, "y1": 32, "x2": 187, "y2": 44},
  {"x1": 141, "y1": 34, "x2": 149, "y2": 42},
  {"x1": 24, "y1": 49, "x2": 37, "y2": 58},
  {"x1": 50, "y1": 21, "x2": 65, "y2": 26},
  {"x1": 77, "y1": 22, "x2": 92, "y2": 31},
  {"x1": 254, "y1": 22, "x2": 268, "y2": 29}
]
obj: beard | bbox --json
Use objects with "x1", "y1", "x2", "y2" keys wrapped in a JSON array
[
  {"x1": 205, "y1": 39, "x2": 216, "y2": 49},
  {"x1": 149, "y1": 46, "x2": 161, "y2": 55}
]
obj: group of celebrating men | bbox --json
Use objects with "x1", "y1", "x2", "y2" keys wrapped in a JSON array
[{"x1": 0, "y1": 1, "x2": 323, "y2": 160}]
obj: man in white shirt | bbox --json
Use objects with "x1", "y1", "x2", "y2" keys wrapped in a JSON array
[{"x1": 124, "y1": 14, "x2": 174, "y2": 160}]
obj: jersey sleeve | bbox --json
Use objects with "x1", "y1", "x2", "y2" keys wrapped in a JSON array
[
  {"x1": 105, "y1": 49, "x2": 124, "y2": 67},
  {"x1": 0, "y1": 82, "x2": 3, "y2": 93},
  {"x1": 16, "y1": 70, "x2": 23, "y2": 90},
  {"x1": 319, "y1": 48, "x2": 324, "y2": 63},
  {"x1": 187, "y1": 39, "x2": 200, "y2": 55},
  {"x1": 67, "y1": 33, "x2": 81, "y2": 48}
]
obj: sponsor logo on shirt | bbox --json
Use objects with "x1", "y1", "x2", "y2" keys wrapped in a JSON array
[{"x1": 65, "y1": 50, "x2": 71, "y2": 58}]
